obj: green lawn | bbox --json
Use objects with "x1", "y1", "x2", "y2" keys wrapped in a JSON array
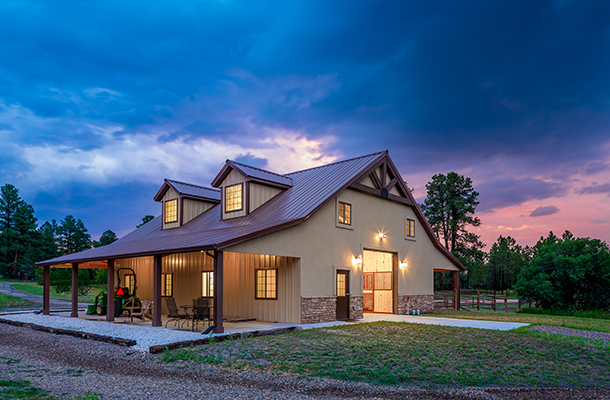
[
  {"x1": 0, "y1": 379, "x2": 100, "y2": 399},
  {"x1": 11, "y1": 283, "x2": 103, "y2": 303},
  {"x1": 431, "y1": 310, "x2": 610, "y2": 333},
  {"x1": 0, "y1": 293, "x2": 35, "y2": 310},
  {"x1": 160, "y1": 321, "x2": 610, "y2": 388}
]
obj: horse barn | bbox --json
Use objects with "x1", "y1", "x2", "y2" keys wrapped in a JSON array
[{"x1": 36, "y1": 151, "x2": 465, "y2": 333}]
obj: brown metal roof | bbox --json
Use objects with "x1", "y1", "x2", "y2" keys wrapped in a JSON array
[
  {"x1": 211, "y1": 160, "x2": 293, "y2": 188},
  {"x1": 153, "y1": 179, "x2": 220, "y2": 202},
  {"x1": 37, "y1": 151, "x2": 465, "y2": 271}
]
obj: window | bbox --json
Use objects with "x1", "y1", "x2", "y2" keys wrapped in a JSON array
[
  {"x1": 201, "y1": 271, "x2": 214, "y2": 297},
  {"x1": 406, "y1": 218, "x2": 415, "y2": 238},
  {"x1": 337, "y1": 273, "x2": 346, "y2": 297},
  {"x1": 338, "y1": 202, "x2": 351, "y2": 225},
  {"x1": 124, "y1": 274, "x2": 135, "y2": 296},
  {"x1": 164, "y1": 199, "x2": 178, "y2": 223},
  {"x1": 255, "y1": 269, "x2": 277, "y2": 299},
  {"x1": 225, "y1": 183, "x2": 243, "y2": 213},
  {"x1": 161, "y1": 273, "x2": 173, "y2": 297}
]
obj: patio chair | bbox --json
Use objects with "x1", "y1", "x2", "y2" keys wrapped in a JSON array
[
  {"x1": 165, "y1": 297, "x2": 191, "y2": 328},
  {"x1": 192, "y1": 297, "x2": 212, "y2": 332},
  {"x1": 129, "y1": 299, "x2": 151, "y2": 323}
]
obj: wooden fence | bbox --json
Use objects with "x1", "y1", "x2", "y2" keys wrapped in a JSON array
[{"x1": 434, "y1": 290, "x2": 530, "y2": 312}]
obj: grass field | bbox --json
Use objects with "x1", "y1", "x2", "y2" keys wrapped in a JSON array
[
  {"x1": 0, "y1": 379, "x2": 100, "y2": 399},
  {"x1": 432, "y1": 310, "x2": 610, "y2": 333},
  {"x1": 0, "y1": 293, "x2": 35, "y2": 310},
  {"x1": 160, "y1": 321, "x2": 610, "y2": 388},
  {"x1": 11, "y1": 283, "x2": 103, "y2": 303}
]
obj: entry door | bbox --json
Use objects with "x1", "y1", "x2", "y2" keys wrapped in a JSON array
[{"x1": 336, "y1": 270, "x2": 350, "y2": 320}]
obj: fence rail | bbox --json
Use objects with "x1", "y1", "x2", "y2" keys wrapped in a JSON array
[{"x1": 434, "y1": 290, "x2": 530, "y2": 313}]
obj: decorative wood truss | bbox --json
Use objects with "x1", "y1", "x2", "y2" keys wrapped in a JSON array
[{"x1": 349, "y1": 156, "x2": 414, "y2": 206}]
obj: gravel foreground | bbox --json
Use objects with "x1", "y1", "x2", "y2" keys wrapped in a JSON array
[{"x1": 1, "y1": 324, "x2": 610, "y2": 399}]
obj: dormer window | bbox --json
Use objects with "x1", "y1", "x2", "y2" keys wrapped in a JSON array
[
  {"x1": 225, "y1": 183, "x2": 243, "y2": 213},
  {"x1": 164, "y1": 199, "x2": 178, "y2": 223}
]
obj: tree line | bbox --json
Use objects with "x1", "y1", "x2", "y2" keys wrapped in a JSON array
[
  {"x1": 0, "y1": 183, "x2": 120, "y2": 280},
  {"x1": 421, "y1": 172, "x2": 610, "y2": 311}
]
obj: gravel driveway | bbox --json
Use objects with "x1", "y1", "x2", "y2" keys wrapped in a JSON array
[{"x1": 1, "y1": 323, "x2": 609, "y2": 400}]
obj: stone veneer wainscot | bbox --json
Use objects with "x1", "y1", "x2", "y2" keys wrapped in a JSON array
[
  {"x1": 301, "y1": 296, "x2": 336, "y2": 323},
  {"x1": 397, "y1": 294, "x2": 434, "y2": 314},
  {"x1": 349, "y1": 295, "x2": 363, "y2": 319}
]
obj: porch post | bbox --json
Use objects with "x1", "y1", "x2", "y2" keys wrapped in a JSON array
[
  {"x1": 71, "y1": 262, "x2": 78, "y2": 317},
  {"x1": 43, "y1": 266, "x2": 50, "y2": 315},
  {"x1": 454, "y1": 271, "x2": 461, "y2": 311},
  {"x1": 213, "y1": 250, "x2": 224, "y2": 333},
  {"x1": 106, "y1": 259, "x2": 115, "y2": 322},
  {"x1": 152, "y1": 255, "x2": 162, "y2": 327}
]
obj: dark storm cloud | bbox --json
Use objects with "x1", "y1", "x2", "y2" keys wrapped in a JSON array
[
  {"x1": 529, "y1": 205, "x2": 560, "y2": 217},
  {"x1": 477, "y1": 177, "x2": 567, "y2": 212},
  {"x1": 2, "y1": 0, "x2": 610, "y2": 237},
  {"x1": 579, "y1": 183, "x2": 610, "y2": 195}
]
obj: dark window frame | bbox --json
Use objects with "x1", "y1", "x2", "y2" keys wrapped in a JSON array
[
  {"x1": 338, "y1": 201, "x2": 352, "y2": 225},
  {"x1": 224, "y1": 183, "x2": 244, "y2": 213},
  {"x1": 161, "y1": 273, "x2": 173, "y2": 297},
  {"x1": 201, "y1": 271, "x2": 214, "y2": 297},
  {"x1": 164, "y1": 199, "x2": 178, "y2": 223},
  {"x1": 406, "y1": 218, "x2": 415, "y2": 238},
  {"x1": 255, "y1": 268, "x2": 278, "y2": 300}
]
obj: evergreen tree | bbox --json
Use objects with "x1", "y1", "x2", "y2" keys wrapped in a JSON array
[
  {"x1": 93, "y1": 230, "x2": 118, "y2": 247},
  {"x1": 486, "y1": 235, "x2": 529, "y2": 292},
  {"x1": 57, "y1": 215, "x2": 91, "y2": 255},
  {"x1": 12, "y1": 203, "x2": 38, "y2": 277},
  {"x1": 422, "y1": 172, "x2": 485, "y2": 282},
  {"x1": 136, "y1": 215, "x2": 155, "y2": 228}
]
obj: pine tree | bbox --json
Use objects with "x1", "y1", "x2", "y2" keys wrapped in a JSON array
[{"x1": 57, "y1": 215, "x2": 91, "y2": 255}]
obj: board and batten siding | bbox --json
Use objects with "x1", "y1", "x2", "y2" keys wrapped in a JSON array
[
  {"x1": 113, "y1": 251, "x2": 300, "y2": 323},
  {"x1": 182, "y1": 198, "x2": 215, "y2": 224},
  {"x1": 161, "y1": 187, "x2": 180, "y2": 230},
  {"x1": 249, "y1": 182, "x2": 282, "y2": 213},
  {"x1": 221, "y1": 170, "x2": 247, "y2": 220},
  {"x1": 224, "y1": 252, "x2": 300, "y2": 323}
]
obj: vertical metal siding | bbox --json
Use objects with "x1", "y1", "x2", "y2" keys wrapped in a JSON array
[
  {"x1": 183, "y1": 198, "x2": 215, "y2": 224},
  {"x1": 249, "y1": 182, "x2": 282, "y2": 213}
]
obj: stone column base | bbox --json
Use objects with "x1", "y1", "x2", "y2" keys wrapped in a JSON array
[
  {"x1": 397, "y1": 294, "x2": 434, "y2": 315},
  {"x1": 349, "y1": 295, "x2": 363, "y2": 319},
  {"x1": 301, "y1": 296, "x2": 336, "y2": 323}
]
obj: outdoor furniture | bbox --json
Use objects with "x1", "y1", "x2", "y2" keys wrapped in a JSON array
[
  {"x1": 129, "y1": 299, "x2": 152, "y2": 323},
  {"x1": 165, "y1": 298, "x2": 191, "y2": 328},
  {"x1": 192, "y1": 297, "x2": 212, "y2": 332}
]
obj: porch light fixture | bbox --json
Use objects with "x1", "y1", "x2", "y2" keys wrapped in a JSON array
[
  {"x1": 352, "y1": 255, "x2": 362, "y2": 268},
  {"x1": 378, "y1": 232, "x2": 386, "y2": 239},
  {"x1": 400, "y1": 261, "x2": 408, "y2": 269}
]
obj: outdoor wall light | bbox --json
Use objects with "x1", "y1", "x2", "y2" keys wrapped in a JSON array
[
  {"x1": 352, "y1": 255, "x2": 362, "y2": 268},
  {"x1": 378, "y1": 232, "x2": 387, "y2": 239},
  {"x1": 400, "y1": 261, "x2": 408, "y2": 269}
]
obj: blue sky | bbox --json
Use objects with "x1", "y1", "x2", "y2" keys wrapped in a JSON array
[{"x1": 1, "y1": 0, "x2": 609, "y2": 246}]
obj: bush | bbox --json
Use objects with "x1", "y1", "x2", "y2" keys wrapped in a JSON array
[{"x1": 515, "y1": 231, "x2": 610, "y2": 311}]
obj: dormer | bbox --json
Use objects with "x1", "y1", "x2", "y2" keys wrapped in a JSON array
[
  {"x1": 211, "y1": 160, "x2": 292, "y2": 220},
  {"x1": 153, "y1": 179, "x2": 221, "y2": 229}
]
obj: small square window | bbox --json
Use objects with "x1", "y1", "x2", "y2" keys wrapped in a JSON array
[
  {"x1": 225, "y1": 183, "x2": 243, "y2": 213},
  {"x1": 406, "y1": 218, "x2": 415, "y2": 238},
  {"x1": 338, "y1": 202, "x2": 351, "y2": 225},
  {"x1": 124, "y1": 274, "x2": 135, "y2": 296},
  {"x1": 255, "y1": 269, "x2": 277, "y2": 299},
  {"x1": 201, "y1": 271, "x2": 214, "y2": 297},
  {"x1": 161, "y1": 273, "x2": 173, "y2": 297},
  {"x1": 164, "y1": 199, "x2": 178, "y2": 223}
]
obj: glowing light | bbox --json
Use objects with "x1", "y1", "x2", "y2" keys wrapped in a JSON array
[
  {"x1": 352, "y1": 255, "x2": 362, "y2": 268},
  {"x1": 400, "y1": 261, "x2": 408, "y2": 269},
  {"x1": 378, "y1": 232, "x2": 386, "y2": 239}
]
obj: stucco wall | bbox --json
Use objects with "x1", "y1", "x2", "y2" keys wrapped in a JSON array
[{"x1": 225, "y1": 187, "x2": 459, "y2": 300}]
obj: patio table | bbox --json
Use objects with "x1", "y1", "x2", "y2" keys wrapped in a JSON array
[{"x1": 180, "y1": 305, "x2": 212, "y2": 332}]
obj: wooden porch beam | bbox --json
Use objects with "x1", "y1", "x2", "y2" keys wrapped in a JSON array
[
  {"x1": 213, "y1": 250, "x2": 224, "y2": 333},
  {"x1": 454, "y1": 271, "x2": 461, "y2": 311},
  {"x1": 71, "y1": 263, "x2": 78, "y2": 317},
  {"x1": 106, "y1": 259, "x2": 115, "y2": 322},
  {"x1": 152, "y1": 255, "x2": 162, "y2": 327},
  {"x1": 43, "y1": 266, "x2": 50, "y2": 315}
]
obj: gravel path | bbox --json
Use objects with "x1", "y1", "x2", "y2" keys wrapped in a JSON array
[
  {"x1": 527, "y1": 325, "x2": 610, "y2": 342},
  {"x1": 0, "y1": 282, "x2": 89, "y2": 312},
  {"x1": 1, "y1": 323, "x2": 610, "y2": 399}
]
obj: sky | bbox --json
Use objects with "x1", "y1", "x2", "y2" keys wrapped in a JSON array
[{"x1": 1, "y1": 0, "x2": 609, "y2": 249}]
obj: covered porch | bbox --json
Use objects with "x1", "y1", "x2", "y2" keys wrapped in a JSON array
[{"x1": 40, "y1": 250, "x2": 301, "y2": 333}]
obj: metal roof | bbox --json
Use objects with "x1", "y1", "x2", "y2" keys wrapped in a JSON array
[
  {"x1": 153, "y1": 179, "x2": 220, "y2": 202},
  {"x1": 211, "y1": 160, "x2": 293, "y2": 188},
  {"x1": 37, "y1": 151, "x2": 465, "y2": 271}
]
